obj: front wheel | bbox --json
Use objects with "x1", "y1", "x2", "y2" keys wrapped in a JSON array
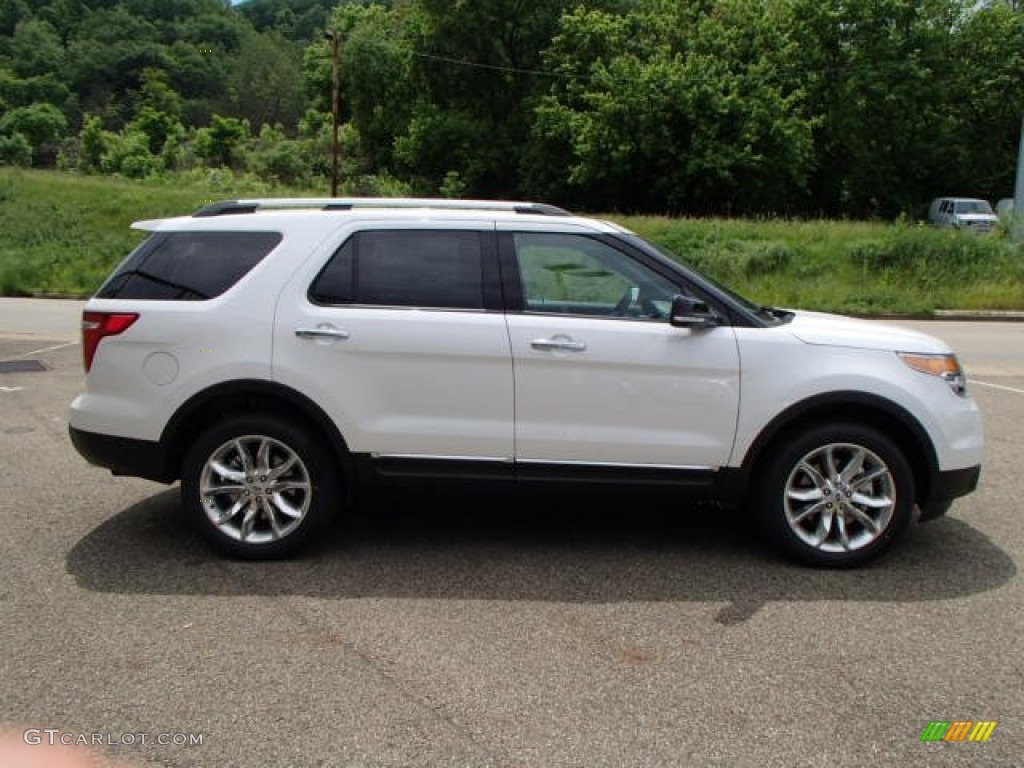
[
  {"x1": 181, "y1": 414, "x2": 341, "y2": 559},
  {"x1": 757, "y1": 424, "x2": 915, "y2": 568}
]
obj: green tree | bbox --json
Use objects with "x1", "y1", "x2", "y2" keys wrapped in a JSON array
[
  {"x1": 230, "y1": 29, "x2": 305, "y2": 129},
  {"x1": 397, "y1": 0, "x2": 575, "y2": 196},
  {"x1": 194, "y1": 114, "x2": 250, "y2": 168},
  {"x1": 9, "y1": 18, "x2": 64, "y2": 79},
  {"x1": 946, "y1": 4, "x2": 1024, "y2": 200},
  {"x1": 530, "y1": 1, "x2": 814, "y2": 213},
  {"x1": 786, "y1": 0, "x2": 966, "y2": 216},
  {"x1": 242, "y1": 0, "x2": 335, "y2": 41},
  {"x1": 129, "y1": 106, "x2": 184, "y2": 155},
  {"x1": 159, "y1": 120, "x2": 187, "y2": 171},
  {"x1": 302, "y1": 3, "x2": 415, "y2": 180},
  {"x1": 0, "y1": 101, "x2": 67, "y2": 164},
  {"x1": 33, "y1": 0, "x2": 88, "y2": 41},
  {"x1": 120, "y1": 0, "x2": 228, "y2": 23},
  {"x1": 135, "y1": 68, "x2": 184, "y2": 119},
  {"x1": 0, "y1": 70, "x2": 70, "y2": 111},
  {"x1": 297, "y1": 107, "x2": 332, "y2": 177},
  {"x1": 0, "y1": 0, "x2": 30, "y2": 38},
  {"x1": 101, "y1": 128, "x2": 160, "y2": 179},
  {"x1": 66, "y1": 8, "x2": 163, "y2": 123},
  {"x1": 178, "y1": 11, "x2": 246, "y2": 54},
  {"x1": 251, "y1": 123, "x2": 311, "y2": 184},
  {"x1": 78, "y1": 114, "x2": 111, "y2": 172},
  {"x1": 0, "y1": 131, "x2": 31, "y2": 166},
  {"x1": 163, "y1": 40, "x2": 227, "y2": 125}
]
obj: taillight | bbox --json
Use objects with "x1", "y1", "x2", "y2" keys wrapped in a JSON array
[{"x1": 82, "y1": 311, "x2": 138, "y2": 373}]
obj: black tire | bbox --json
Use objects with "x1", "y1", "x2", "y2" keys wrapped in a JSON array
[
  {"x1": 756, "y1": 423, "x2": 915, "y2": 568},
  {"x1": 181, "y1": 414, "x2": 341, "y2": 559}
]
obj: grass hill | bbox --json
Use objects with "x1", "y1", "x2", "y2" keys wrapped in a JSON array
[{"x1": 2, "y1": 169, "x2": 1021, "y2": 313}]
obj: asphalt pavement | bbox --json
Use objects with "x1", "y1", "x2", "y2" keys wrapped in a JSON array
[{"x1": 0, "y1": 300, "x2": 1021, "y2": 767}]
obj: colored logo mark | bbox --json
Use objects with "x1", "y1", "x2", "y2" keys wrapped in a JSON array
[{"x1": 920, "y1": 720, "x2": 996, "y2": 742}]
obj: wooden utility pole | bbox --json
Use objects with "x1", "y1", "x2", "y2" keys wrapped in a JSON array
[
  {"x1": 1013, "y1": 116, "x2": 1024, "y2": 244},
  {"x1": 326, "y1": 31, "x2": 341, "y2": 198}
]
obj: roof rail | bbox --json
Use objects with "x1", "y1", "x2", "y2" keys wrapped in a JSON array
[{"x1": 192, "y1": 197, "x2": 571, "y2": 218}]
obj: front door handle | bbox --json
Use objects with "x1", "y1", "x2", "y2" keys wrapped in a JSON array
[
  {"x1": 531, "y1": 336, "x2": 586, "y2": 352},
  {"x1": 295, "y1": 326, "x2": 350, "y2": 340}
]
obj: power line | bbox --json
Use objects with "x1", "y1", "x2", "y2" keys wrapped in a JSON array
[
  {"x1": 341, "y1": 36, "x2": 571, "y2": 78},
  {"x1": 408, "y1": 50, "x2": 573, "y2": 79},
  {"x1": 345, "y1": 35, "x2": 960, "y2": 86}
]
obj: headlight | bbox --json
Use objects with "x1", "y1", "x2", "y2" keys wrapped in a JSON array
[{"x1": 898, "y1": 352, "x2": 967, "y2": 396}]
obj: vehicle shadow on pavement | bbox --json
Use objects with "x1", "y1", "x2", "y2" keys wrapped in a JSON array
[{"x1": 66, "y1": 486, "x2": 1016, "y2": 626}]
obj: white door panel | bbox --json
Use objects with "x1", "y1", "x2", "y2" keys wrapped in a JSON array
[
  {"x1": 273, "y1": 224, "x2": 513, "y2": 460},
  {"x1": 508, "y1": 315, "x2": 740, "y2": 466},
  {"x1": 276, "y1": 306, "x2": 513, "y2": 458}
]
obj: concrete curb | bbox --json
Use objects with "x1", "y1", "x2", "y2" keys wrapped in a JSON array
[
  {"x1": 932, "y1": 309, "x2": 1024, "y2": 321},
  {"x1": 825, "y1": 310, "x2": 1024, "y2": 322}
]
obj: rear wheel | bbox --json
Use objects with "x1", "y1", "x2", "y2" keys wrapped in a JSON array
[
  {"x1": 757, "y1": 424, "x2": 915, "y2": 568},
  {"x1": 181, "y1": 414, "x2": 340, "y2": 559}
]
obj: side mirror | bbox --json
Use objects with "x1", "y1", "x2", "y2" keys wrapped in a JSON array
[{"x1": 669, "y1": 294, "x2": 720, "y2": 329}]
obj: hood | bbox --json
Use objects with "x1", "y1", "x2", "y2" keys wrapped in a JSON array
[
  {"x1": 787, "y1": 310, "x2": 950, "y2": 354},
  {"x1": 954, "y1": 213, "x2": 997, "y2": 223}
]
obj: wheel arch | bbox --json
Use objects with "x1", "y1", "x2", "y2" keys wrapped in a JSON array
[
  {"x1": 733, "y1": 391, "x2": 939, "y2": 509},
  {"x1": 160, "y1": 379, "x2": 352, "y2": 482}
]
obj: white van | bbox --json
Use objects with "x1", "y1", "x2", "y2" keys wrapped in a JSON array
[{"x1": 928, "y1": 197, "x2": 998, "y2": 234}]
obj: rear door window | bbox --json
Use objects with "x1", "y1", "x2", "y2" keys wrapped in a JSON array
[
  {"x1": 97, "y1": 231, "x2": 282, "y2": 300},
  {"x1": 310, "y1": 230, "x2": 485, "y2": 310}
]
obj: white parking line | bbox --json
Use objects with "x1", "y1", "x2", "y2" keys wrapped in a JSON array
[
  {"x1": 9, "y1": 340, "x2": 78, "y2": 359},
  {"x1": 972, "y1": 380, "x2": 1024, "y2": 395}
]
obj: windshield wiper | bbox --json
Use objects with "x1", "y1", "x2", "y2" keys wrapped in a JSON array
[
  {"x1": 756, "y1": 305, "x2": 794, "y2": 324},
  {"x1": 99, "y1": 269, "x2": 210, "y2": 300}
]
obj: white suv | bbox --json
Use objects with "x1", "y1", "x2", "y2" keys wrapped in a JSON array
[{"x1": 69, "y1": 198, "x2": 982, "y2": 567}]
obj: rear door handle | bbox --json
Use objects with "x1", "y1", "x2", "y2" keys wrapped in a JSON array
[
  {"x1": 295, "y1": 326, "x2": 350, "y2": 340},
  {"x1": 531, "y1": 336, "x2": 586, "y2": 352}
]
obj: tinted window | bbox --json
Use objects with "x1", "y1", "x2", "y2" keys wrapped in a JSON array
[
  {"x1": 311, "y1": 230, "x2": 484, "y2": 309},
  {"x1": 309, "y1": 238, "x2": 353, "y2": 304},
  {"x1": 97, "y1": 231, "x2": 281, "y2": 300},
  {"x1": 513, "y1": 233, "x2": 678, "y2": 319}
]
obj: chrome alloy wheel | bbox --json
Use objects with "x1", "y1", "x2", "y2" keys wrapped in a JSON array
[
  {"x1": 198, "y1": 435, "x2": 312, "y2": 544},
  {"x1": 783, "y1": 442, "x2": 896, "y2": 553}
]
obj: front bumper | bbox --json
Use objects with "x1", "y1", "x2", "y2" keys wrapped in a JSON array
[{"x1": 918, "y1": 464, "x2": 981, "y2": 521}]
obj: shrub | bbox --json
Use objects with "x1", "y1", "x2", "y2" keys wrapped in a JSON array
[
  {"x1": 439, "y1": 170, "x2": 466, "y2": 198},
  {"x1": 0, "y1": 102, "x2": 67, "y2": 161},
  {"x1": 743, "y1": 241, "x2": 794, "y2": 276},
  {"x1": 193, "y1": 115, "x2": 251, "y2": 169},
  {"x1": 343, "y1": 172, "x2": 412, "y2": 197},
  {"x1": 79, "y1": 115, "x2": 110, "y2": 172},
  {"x1": 846, "y1": 228, "x2": 1008, "y2": 281},
  {"x1": 251, "y1": 140, "x2": 310, "y2": 185},
  {"x1": 0, "y1": 132, "x2": 32, "y2": 167},
  {"x1": 101, "y1": 130, "x2": 161, "y2": 179}
]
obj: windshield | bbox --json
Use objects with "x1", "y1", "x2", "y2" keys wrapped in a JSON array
[{"x1": 954, "y1": 200, "x2": 994, "y2": 215}]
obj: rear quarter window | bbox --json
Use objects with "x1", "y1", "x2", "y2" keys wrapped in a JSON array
[{"x1": 96, "y1": 231, "x2": 282, "y2": 300}]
